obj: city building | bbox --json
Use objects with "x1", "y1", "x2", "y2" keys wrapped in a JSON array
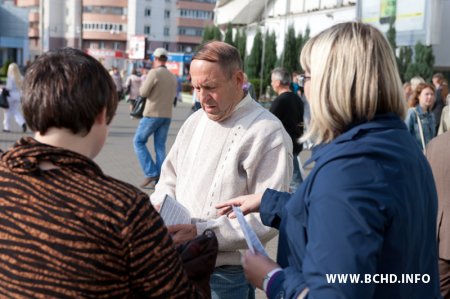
[
  {"x1": 0, "y1": 0, "x2": 28, "y2": 66},
  {"x1": 16, "y1": 0, "x2": 83, "y2": 62},
  {"x1": 13, "y1": 0, "x2": 216, "y2": 70},
  {"x1": 128, "y1": 0, "x2": 216, "y2": 55},
  {"x1": 82, "y1": 0, "x2": 128, "y2": 69},
  {"x1": 215, "y1": 0, "x2": 450, "y2": 72},
  {"x1": 215, "y1": 0, "x2": 357, "y2": 58}
]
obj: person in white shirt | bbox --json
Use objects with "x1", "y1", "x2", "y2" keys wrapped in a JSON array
[
  {"x1": 151, "y1": 41, "x2": 293, "y2": 299},
  {"x1": 3, "y1": 63, "x2": 26, "y2": 133}
]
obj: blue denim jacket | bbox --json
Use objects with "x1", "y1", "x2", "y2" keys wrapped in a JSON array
[
  {"x1": 260, "y1": 114, "x2": 440, "y2": 299},
  {"x1": 405, "y1": 106, "x2": 436, "y2": 150}
]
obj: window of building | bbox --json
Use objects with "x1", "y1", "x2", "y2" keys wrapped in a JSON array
[
  {"x1": 164, "y1": 27, "x2": 170, "y2": 36},
  {"x1": 145, "y1": 8, "x2": 151, "y2": 16},
  {"x1": 179, "y1": 9, "x2": 213, "y2": 20},
  {"x1": 178, "y1": 27, "x2": 203, "y2": 36},
  {"x1": 144, "y1": 26, "x2": 151, "y2": 34},
  {"x1": 99, "y1": 41, "x2": 105, "y2": 49},
  {"x1": 82, "y1": 5, "x2": 124, "y2": 15},
  {"x1": 163, "y1": 42, "x2": 169, "y2": 50},
  {"x1": 164, "y1": 10, "x2": 170, "y2": 18},
  {"x1": 189, "y1": 0, "x2": 216, "y2": 3}
]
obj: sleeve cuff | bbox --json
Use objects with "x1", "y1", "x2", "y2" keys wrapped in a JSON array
[
  {"x1": 266, "y1": 268, "x2": 285, "y2": 299},
  {"x1": 195, "y1": 221, "x2": 208, "y2": 236}
]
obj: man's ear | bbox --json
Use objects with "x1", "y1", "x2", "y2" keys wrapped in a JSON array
[
  {"x1": 95, "y1": 108, "x2": 107, "y2": 125},
  {"x1": 235, "y1": 70, "x2": 244, "y2": 87}
]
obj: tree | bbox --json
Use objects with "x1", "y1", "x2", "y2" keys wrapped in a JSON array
[
  {"x1": 303, "y1": 25, "x2": 310, "y2": 45},
  {"x1": 234, "y1": 28, "x2": 247, "y2": 65},
  {"x1": 281, "y1": 26, "x2": 299, "y2": 73},
  {"x1": 295, "y1": 33, "x2": 303, "y2": 72},
  {"x1": 247, "y1": 29, "x2": 263, "y2": 79},
  {"x1": 404, "y1": 41, "x2": 435, "y2": 82},
  {"x1": 224, "y1": 23, "x2": 233, "y2": 46},
  {"x1": 398, "y1": 46, "x2": 413, "y2": 82},
  {"x1": 386, "y1": 17, "x2": 397, "y2": 54},
  {"x1": 263, "y1": 30, "x2": 277, "y2": 88},
  {"x1": 202, "y1": 25, "x2": 222, "y2": 43},
  {"x1": 201, "y1": 26, "x2": 213, "y2": 43},
  {"x1": 212, "y1": 26, "x2": 222, "y2": 41}
]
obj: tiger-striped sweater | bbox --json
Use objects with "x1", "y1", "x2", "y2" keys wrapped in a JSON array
[{"x1": 0, "y1": 137, "x2": 204, "y2": 298}]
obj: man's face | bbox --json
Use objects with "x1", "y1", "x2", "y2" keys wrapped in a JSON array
[
  {"x1": 190, "y1": 59, "x2": 244, "y2": 122},
  {"x1": 432, "y1": 77, "x2": 442, "y2": 87},
  {"x1": 271, "y1": 74, "x2": 280, "y2": 94}
]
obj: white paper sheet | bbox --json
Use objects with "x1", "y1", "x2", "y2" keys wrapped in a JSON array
[
  {"x1": 159, "y1": 195, "x2": 191, "y2": 225},
  {"x1": 232, "y1": 205, "x2": 268, "y2": 256}
]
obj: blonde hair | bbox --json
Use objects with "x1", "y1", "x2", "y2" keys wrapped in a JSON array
[
  {"x1": 7, "y1": 63, "x2": 23, "y2": 89},
  {"x1": 300, "y1": 22, "x2": 406, "y2": 144},
  {"x1": 410, "y1": 76, "x2": 425, "y2": 91}
]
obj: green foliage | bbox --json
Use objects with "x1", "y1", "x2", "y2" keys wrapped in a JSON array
[
  {"x1": 247, "y1": 29, "x2": 263, "y2": 78},
  {"x1": 404, "y1": 41, "x2": 435, "y2": 82},
  {"x1": 213, "y1": 26, "x2": 222, "y2": 41},
  {"x1": 386, "y1": 18, "x2": 397, "y2": 54},
  {"x1": 263, "y1": 31, "x2": 277, "y2": 88},
  {"x1": 249, "y1": 78, "x2": 261, "y2": 100},
  {"x1": 224, "y1": 23, "x2": 233, "y2": 46},
  {"x1": 201, "y1": 26, "x2": 213, "y2": 43},
  {"x1": 304, "y1": 26, "x2": 310, "y2": 41},
  {"x1": 201, "y1": 25, "x2": 222, "y2": 43},
  {"x1": 234, "y1": 28, "x2": 247, "y2": 66},
  {"x1": 0, "y1": 59, "x2": 12, "y2": 77},
  {"x1": 398, "y1": 46, "x2": 412, "y2": 82},
  {"x1": 281, "y1": 26, "x2": 300, "y2": 73}
]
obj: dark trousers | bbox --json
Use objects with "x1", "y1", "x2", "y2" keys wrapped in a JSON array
[{"x1": 439, "y1": 258, "x2": 450, "y2": 299}]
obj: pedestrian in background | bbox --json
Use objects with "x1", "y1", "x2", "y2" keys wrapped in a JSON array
[
  {"x1": 3, "y1": 62, "x2": 26, "y2": 133},
  {"x1": 270, "y1": 67, "x2": 304, "y2": 189},
  {"x1": 110, "y1": 66, "x2": 123, "y2": 101},
  {"x1": 405, "y1": 82, "x2": 436, "y2": 151},
  {"x1": 134, "y1": 48, "x2": 177, "y2": 188},
  {"x1": 432, "y1": 73, "x2": 446, "y2": 131},
  {"x1": 124, "y1": 68, "x2": 142, "y2": 112},
  {"x1": 242, "y1": 73, "x2": 256, "y2": 100},
  {"x1": 0, "y1": 47, "x2": 207, "y2": 298},
  {"x1": 217, "y1": 22, "x2": 440, "y2": 299}
]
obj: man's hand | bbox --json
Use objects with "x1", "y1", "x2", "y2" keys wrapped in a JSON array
[
  {"x1": 215, "y1": 193, "x2": 263, "y2": 218},
  {"x1": 168, "y1": 224, "x2": 197, "y2": 245},
  {"x1": 242, "y1": 250, "x2": 280, "y2": 289}
]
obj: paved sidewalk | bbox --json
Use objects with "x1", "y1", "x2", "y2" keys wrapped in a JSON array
[{"x1": 0, "y1": 99, "x2": 311, "y2": 298}]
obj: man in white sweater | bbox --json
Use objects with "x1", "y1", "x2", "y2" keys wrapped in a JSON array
[{"x1": 151, "y1": 41, "x2": 293, "y2": 299}]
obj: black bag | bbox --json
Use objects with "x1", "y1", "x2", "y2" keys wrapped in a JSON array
[
  {"x1": 130, "y1": 96, "x2": 146, "y2": 118},
  {"x1": 177, "y1": 229, "x2": 218, "y2": 297},
  {"x1": 0, "y1": 88, "x2": 9, "y2": 109}
]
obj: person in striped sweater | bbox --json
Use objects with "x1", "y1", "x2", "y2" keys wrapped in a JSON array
[{"x1": 0, "y1": 48, "x2": 209, "y2": 299}]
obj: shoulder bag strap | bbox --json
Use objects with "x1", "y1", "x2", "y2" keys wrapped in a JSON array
[{"x1": 414, "y1": 110, "x2": 427, "y2": 154}]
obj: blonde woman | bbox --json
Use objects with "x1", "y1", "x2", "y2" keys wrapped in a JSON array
[
  {"x1": 217, "y1": 22, "x2": 440, "y2": 298},
  {"x1": 3, "y1": 63, "x2": 26, "y2": 132}
]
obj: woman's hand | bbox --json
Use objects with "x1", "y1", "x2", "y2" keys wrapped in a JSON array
[
  {"x1": 167, "y1": 224, "x2": 197, "y2": 245},
  {"x1": 215, "y1": 193, "x2": 264, "y2": 218},
  {"x1": 242, "y1": 250, "x2": 280, "y2": 289}
]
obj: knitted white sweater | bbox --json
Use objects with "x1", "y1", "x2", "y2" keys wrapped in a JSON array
[{"x1": 151, "y1": 95, "x2": 293, "y2": 266}]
